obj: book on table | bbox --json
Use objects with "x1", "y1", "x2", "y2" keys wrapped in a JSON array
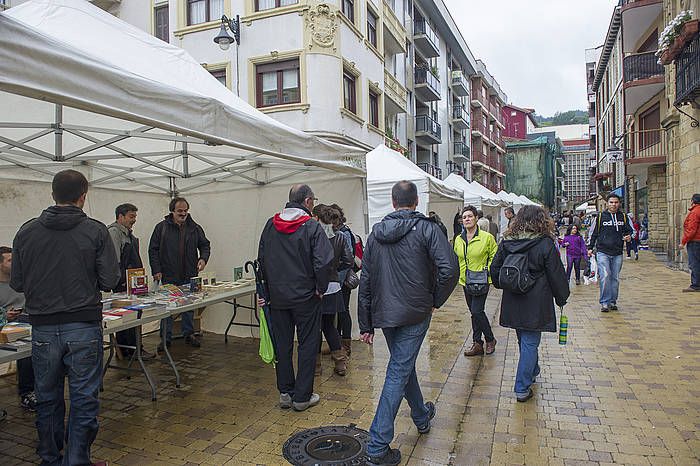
[{"x1": 0, "y1": 323, "x2": 31, "y2": 343}]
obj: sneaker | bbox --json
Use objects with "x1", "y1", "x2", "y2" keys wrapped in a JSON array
[
  {"x1": 279, "y1": 393, "x2": 292, "y2": 410},
  {"x1": 682, "y1": 287, "x2": 700, "y2": 292},
  {"x1": 20, "y1": 392, "x2": 37, "y2": 411},
  {"x1": 184, "y1": 335, "x2": 201, "y2": 347},
  {"x1": 575, "y1": 279, "x2": 581, "y2": 285},
  {"x1": 516, "y1": 388, "x2": 534, "y2": 403},
  {"x1": 601, "y1": 306, "x2": 609, "y2": 313},
  {"x1": 292, "y1": 393, "x2": 320, "y2": 412},
  {"x1": 367, "y1": 448, "x2": 401, "y2": 466},
  {"x1": 635, "y1": 254, "x2": 639, "y2": 261},
  {"x1": 416, "y1": 401, "x2": 436, "y2": 434},
  {"x1": 609, "y1": 304, "x2": 618, "y2": 311}
]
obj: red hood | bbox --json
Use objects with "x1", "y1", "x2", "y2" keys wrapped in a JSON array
[{"x1": 272, "y1": 209, "x2": 310, "y2": 234}]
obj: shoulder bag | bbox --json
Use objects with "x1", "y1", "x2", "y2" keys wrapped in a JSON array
[{"x1": 462, "y1": 231, "x2": 489, "y2": 296}]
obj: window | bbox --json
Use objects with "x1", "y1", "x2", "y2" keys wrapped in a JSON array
[
  {"x1": 154, "y1": 4, "x2": 169, "y2": 42},
  {"x1": 209, "y1": 69, "x2": 227, "y2": 87},
  {"x1": 343, "y1": 71, "x2": 357, "y2": 114},
  {"x1": 187, "y1": 0, "x2": 224, "y2": 26},
  {"x1": 367, "y1": 9, "x2": 378, "y2": 48},
  {"x1": 639, "y1": 103, "x2": 660, "y2": 149},
  {"x1": 342, "y1": 0, "x2": 354, "y2": 23},
  {"x1": 255, "y1": 59, "x2": 300, "y2": 108},
  {"x1": 369, "y1": 91, "x2": 379, "y2": 127},
  {"x1": 255, "y1": 0, "x2": 297, "y2": 11}
]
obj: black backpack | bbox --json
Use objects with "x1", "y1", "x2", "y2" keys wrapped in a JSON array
[{"x1": 498, "y1": 241, "x2": 542, "y2": 294}]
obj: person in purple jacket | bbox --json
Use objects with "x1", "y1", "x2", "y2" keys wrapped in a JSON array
[{"x1": 562, "y1": 225, "x2": 587, "y2": 285}]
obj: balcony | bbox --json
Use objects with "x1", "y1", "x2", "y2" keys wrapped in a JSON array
[
  {"x1": 620, "y1": 0, "x2": 662, "y2": 54},
  {"x1": 450, "y1": 71, "x2": 469, "y2": 96},
  {"x1": 488, "y1": 102, "x2": 500, "y2": 122},
  {"x1": 413, "y1": 18, "x2": 440, "y2": 58},
  {"x1": 470, "y1": 93, "x2": 486, "y2": 110},
  {"x1": 415, "y1": 114, "x2": 441, "y2": 145},
  {"x1": 471, "y1": 149, "x2": 489, "y2": 165},
  {"x1": 625, "y1": 129, "x2": 667, "y2": 165},
  {"x1": 471, "y1": 117, "x2": 488, "y2": 140},
  {"x1": 383, "y1": 1, "x2": 407, "y2": 54},
  {"x1": 417, "y1": 162, "x2": 443, "y2": 179},
  {"x1": 414, "y1": 67, "x2": 441, "y2": 102},
  {"x1": 490, "y1": 154, "x2": 504, "y2": 173},
  {"x1": 453, "y1": 141, "x2": 470, "y2": 162},
  {"x1": 384, "y1": 70, "x2": 407, "y2": 114},
  {"x1": 675, "y1": 33, "x2": 700, "y2": 106},
  {"x1": 623, "y1": 51, "x2": 664, "y2": 114},
  {"x1": 446, "y1": 160, "x2": 465, "y2": 175},
  {"x1": 385, "y1": 137, "x2": 408, "y2": 157},
  {"x1": 450, "y1": 104, "x2": 469, "y2": 130}
]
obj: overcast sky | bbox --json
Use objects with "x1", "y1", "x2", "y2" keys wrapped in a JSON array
[{"x1": 443, "y1": 0, "x2": 619, "y2": 116}]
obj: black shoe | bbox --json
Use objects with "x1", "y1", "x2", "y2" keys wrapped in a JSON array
[
  {"x1": 367, "y1": 448, "x2": 401, "y2": 466},
  {"x1": 156, "y1": 341, "x2": 172, "y2": 353},
  {"x1": 601, "y1": 306, "x2": 609, "y2": 313},
  {"x1": 516, "y1": 388, "x2": 534, "y2": 402},
  {"x1": 609, "y1": 304, "x2": 618, "y2": 311},
  {"x1": 20, "y1": 392, "x2": 37, "y2": 411},
  {"x1": 417, "y1": 401, "x2": 436, "y2": 434},
  {"x1": 185, "y1": 335, "x2": 201, "y2": 347}
]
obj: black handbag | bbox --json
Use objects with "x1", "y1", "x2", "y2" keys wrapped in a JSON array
[
  {"x1": 343, "y1": 269, "x2": 360, "y2": 289},
  {"x1": 462, "y1": 231, "x2": 489, "y2": 296}
]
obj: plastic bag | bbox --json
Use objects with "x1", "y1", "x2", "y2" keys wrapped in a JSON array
[{"x1": 258, "y1": 308, "x2": 276, "y2": 366}]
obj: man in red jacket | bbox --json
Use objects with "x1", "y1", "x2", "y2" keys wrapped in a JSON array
[{"x1": 681, "y1": 193, "x2": 700, "y2": 292}]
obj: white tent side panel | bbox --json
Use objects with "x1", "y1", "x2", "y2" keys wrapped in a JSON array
[{"x1": 368, "y1": 178, "x2": 429, "y2": 227}]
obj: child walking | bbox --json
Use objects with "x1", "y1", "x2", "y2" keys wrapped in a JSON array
[{"x1": 562, "y1": 225, "x2": 587, "y2": 285}]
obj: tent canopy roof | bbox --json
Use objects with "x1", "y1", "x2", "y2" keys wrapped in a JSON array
[{"x1": 0, "y1": 0, "x2": 364, "y2": 194}]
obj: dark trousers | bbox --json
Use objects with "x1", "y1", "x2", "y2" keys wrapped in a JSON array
[
  {"x1": 17, "y1": 356, "x2": 34, "y2": 396},
  {"x1": 32, "y1": 322, "x2": 103, "y2": 466},
  {"x1": 337, "y1": 288, "x2": 352, "y2": 339},
  {"x1": 626, "y1": 239, "x2": 639, "y2": 257},
  {"x1": 321, "y1": 314, "x2": 341, "y2": 352},
  {"x1": 688, "y1": 241, "x2": 700, "y2": 289},
  {"x1": 115, "y1": 328, "x2": 137, "y2": 356},
  {"x1": 566, "y1": 257, "x2": 582, "y2": 281},
  {"x1": 463, "y1": 286, "x2": 494, "y2": 345},
  {"x1": 270, "y1": 299, "x2": 321, "y2": 403}
]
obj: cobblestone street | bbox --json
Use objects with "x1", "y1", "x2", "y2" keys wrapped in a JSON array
[{"x1": 1, "y1": 251, "x2": 698, "y2": 465}]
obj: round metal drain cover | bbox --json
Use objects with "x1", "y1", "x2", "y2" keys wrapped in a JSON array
[{"x1": 282, "y1": 424, "x2": 370, "y2": 465}]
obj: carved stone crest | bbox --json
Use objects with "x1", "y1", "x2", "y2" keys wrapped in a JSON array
[{"x1": 305, "y1": 4, "x2": 338, "y2": 51}]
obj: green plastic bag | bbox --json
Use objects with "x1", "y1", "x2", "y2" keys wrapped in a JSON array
[{"x1": 258, "y1": 308, "x2": 276, "y2": 366}]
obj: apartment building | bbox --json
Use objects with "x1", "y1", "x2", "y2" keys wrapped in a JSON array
[
  {"x1": 590, "y1": 0, "x2": 700, "y2": 265},
  {"x1": 585, "y1": 45, "x2": 602, "y2": 199}
]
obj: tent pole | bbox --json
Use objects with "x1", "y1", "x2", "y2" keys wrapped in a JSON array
[
  {"x1": 182, "y1": 141, "x2": 189, "y2": 177},
  {"x1": 54, "y1": 104, "x2": 63, "y2": 161},
  {"x1": 169, "y1": 177, "x2": 177, "y2": 198}
]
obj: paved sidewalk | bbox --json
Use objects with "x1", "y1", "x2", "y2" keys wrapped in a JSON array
[{"x1": 0, "y1": 252, "x2": 698, "y2": 465}]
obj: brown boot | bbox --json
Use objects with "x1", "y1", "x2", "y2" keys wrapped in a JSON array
[
  {"x1": 315, "y1": 353, "x2": 322, "y2": 376},
  {"x1": 341, "y1": 338, "x2": 352, "y2": 357},
  {"x1": 331, "y1": 350, "x2": 348, "y2": 376},
  {"x1": 484, "y1": 339, "x2": 497, "y2": 355},
  {"x1": 464, "y1": 342, "x2": 484, "y2": 357}
]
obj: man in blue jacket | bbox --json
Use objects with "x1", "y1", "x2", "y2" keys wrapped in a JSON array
[
  {"x1": 588, "y1": 193, "x2": 632, "y2": 312},
  {"x1": 359, "y1": 181, "x2": 459, "y2": 466}
]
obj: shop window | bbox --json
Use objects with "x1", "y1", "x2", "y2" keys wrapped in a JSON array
[{"x1": 256, "y1": 59, "x2": 300, "y2": 108}]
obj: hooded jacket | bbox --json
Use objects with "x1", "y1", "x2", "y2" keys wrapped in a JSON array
[
  {"x1": 562, "y1": 233, "x2": 587, "y2": 259},
  {"x1": 10, "y1": 205, "x2": 120, "y2": 325},
  {"x1": 358, "y1": 210, "x2": 459, "y2": 333},
  {"x1": 588, "y1": 210, "x2": 632, "y2": 256},
  {"x1": 490, "y1": 234, "x2": 569, "y2": 332},
  {"x1": 148, "y1": 213, "x2": 211, "y2": 286},
  {"x1": 258, "y1": 202, "x2": 334, "y2": 308},
  {"x1": 682, "y1": 204, "x2": 700, "y2": 245},
  {"x1": 453, "y1": 227, "x2": 497, "y2": 286}
]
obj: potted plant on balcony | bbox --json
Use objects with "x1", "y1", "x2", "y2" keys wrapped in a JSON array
[
  {"x1": 657, "y1": 10, "x2": 698, "y2": 65},
  {"x1": 430, "y1": 65, "x2": 439, "y2": 79}
]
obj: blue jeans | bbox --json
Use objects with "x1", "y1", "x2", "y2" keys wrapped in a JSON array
[
  {"x1": 161, "y1": 311, "x2": 194, "y2": 343},
  {"x1": 688, "y1": 241, "x2": 700, "y2": 289},
  {"x1": 367, "y1": 316, "x2": 432, "y2": 457},
  {"x1": 596, "y1": 252, "x2": 623, "y2": 306},
  {"x1": 515, "y1": 329, "x2": 541, "y2": 396},
  {"x1": 32, "y1": 322, "x2": 103, "y2": 466}
]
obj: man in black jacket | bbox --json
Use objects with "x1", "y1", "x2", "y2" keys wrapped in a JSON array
[
  {"x1": 588, "y1": 193, "x2": 632, "y2": 312},
  {"x1": 11, "y1": 169, "x2": 120, "y2": 466},
  {"x1": 258, "y1": 184, "x2": 333, "y2": 412},
  {"x1": 149, "y1": 197, "x2": 211, "y2": 348},
  {"x1": 359, "y1": 181, "x2": 459, "y2": 466}
]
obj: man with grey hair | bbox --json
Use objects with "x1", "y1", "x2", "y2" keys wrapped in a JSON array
[{"x1": 258, "y1": 184, "x2": 334, "y2": 411}]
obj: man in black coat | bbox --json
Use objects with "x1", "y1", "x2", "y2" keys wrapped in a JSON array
[
  {"x1": 149, "y1": 197, "x2": 211, "y2": 348},
  {"x1": 258, "y1": 184, "x2": 333, "y2": 412},
  {"x1": 11, "y1": 170, "x2": 120, "y2": 465},
  {"x1": 359, "y1": 181, "x2": 459, "y2": 466}
]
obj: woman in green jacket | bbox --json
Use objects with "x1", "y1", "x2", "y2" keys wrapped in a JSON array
[{"x1": 454, "y1": 205, "x2": 498, "y2": 356}]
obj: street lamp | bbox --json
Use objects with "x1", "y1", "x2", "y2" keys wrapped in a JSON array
[{"x1": 213, "y1": 15, "x2": 240, "y2": 50}]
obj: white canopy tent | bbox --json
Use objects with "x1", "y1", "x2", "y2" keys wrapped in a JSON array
[
  {"x1": 468, "y1": 181, "x2": 505, "y2": 207},
  {"x1": 366, "y1": 145, "x2": 463, "y2": 228},
  {"x1": 0, "y1": 0, "x2": 368, "y2": 337},
  {"x1": 443, "y1": 174, "x2": 484, "y2": 207},
  {"x1": 518, "y1": 194, "x2": 536, "y2": 206}
]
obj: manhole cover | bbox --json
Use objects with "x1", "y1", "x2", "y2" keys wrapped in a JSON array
[{"x1": 282, "y1": 424, "x2": 370, "y2": 465}]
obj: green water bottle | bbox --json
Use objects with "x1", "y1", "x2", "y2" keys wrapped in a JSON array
[{"x1": 558, "y1": 307, "x2": 568, "y2": 345}]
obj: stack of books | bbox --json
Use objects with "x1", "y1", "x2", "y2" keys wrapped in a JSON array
[
  {"x1": 102, "y1": 308, "x2": 137, "y2": 330},
  {"x1": 0, "y1": 323, "x2": 31, "y2": 343}
]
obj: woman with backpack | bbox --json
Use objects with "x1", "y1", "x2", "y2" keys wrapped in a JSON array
[
  {"x1": 490, "y1": 205, "x2": 570, "y2": 402},
  {"x1": 562, "y1": 224, "x2": 587, "y2": 285},
  {"x1": 454, "y1": 205, "x2": 498, "y2": 357}
]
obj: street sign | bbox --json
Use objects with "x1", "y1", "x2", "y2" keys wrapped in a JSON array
[{"x1": 605, "y1": 150, "x2": 624, "y2": 163}]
